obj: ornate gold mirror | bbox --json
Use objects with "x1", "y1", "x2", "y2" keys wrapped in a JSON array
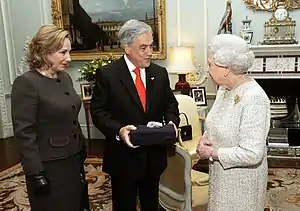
[{"x1": 243, "y1": 0, "x2": 300, "y2": 11}]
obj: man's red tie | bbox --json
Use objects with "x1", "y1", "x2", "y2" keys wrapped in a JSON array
[{"x1": 133, "y1": 68, "x2": 146, "y2": 111}]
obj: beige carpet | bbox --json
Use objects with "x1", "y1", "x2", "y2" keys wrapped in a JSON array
[
  {"x1": 265, "y1": 168, "x2": 300, "y2": 211},
  {"x1": 0, "y1": 158, "x2": 112, "y2": 211},
  {"x1": 1, "y1": 158, "x2": 300, "y2": 211}
]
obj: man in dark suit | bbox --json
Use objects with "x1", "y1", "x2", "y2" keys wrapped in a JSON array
[{"x1": 90, "y1": 19, "x2": 180, "y2": 211}]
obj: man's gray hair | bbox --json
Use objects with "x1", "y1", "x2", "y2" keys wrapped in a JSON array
[
  {"x1": 118, "y1": 19, "x2": 152, "y2": 46},
  {"x1": 208, "y1": 34, "x2": 255, "y2": 74}
]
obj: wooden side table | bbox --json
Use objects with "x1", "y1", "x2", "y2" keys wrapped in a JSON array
[{"x1": 82, "y1": 100, "x2": 91, "y2": 154}]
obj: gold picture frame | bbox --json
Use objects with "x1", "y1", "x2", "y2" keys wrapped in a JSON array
[
  {"x1": 80, "y1": 82, "x2": 95, "y2": 101},
  {"x1": 51, "y1": 0, "x2": 166, "y2": 61}
]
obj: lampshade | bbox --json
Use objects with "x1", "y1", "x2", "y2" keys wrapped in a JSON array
[{"x1": 167, "y1": 46, "x2": 198, "y2": 74}]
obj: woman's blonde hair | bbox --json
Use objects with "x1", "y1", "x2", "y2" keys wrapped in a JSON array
[{"x1": 26, "y1": 24, "x2": 70, "y2": 70}]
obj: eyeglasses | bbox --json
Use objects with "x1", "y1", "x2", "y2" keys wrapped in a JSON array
[{"x1": 207, "y1": 62, "x2": 228, "y2": 71}]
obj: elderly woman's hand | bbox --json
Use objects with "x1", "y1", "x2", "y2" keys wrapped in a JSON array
[
  {"x1": 197, "y1": 131, "x2": 212, "y2": 147},
  {"x1": 197, "y1": 144, "x2": 214, "y2": 159},
  {"x1": 197, "y1": 132, "x2": 214, "y2": 159}
]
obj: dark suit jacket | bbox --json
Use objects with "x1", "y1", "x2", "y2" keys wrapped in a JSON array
[
  {"x1": 11, "y1": 70, "x2": 85, "y2": 175},
  {"x1": 90, "y1": 56, "x2": 179, "y2": 179}
]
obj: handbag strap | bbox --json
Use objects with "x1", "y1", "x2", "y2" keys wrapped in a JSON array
[{"x1": 179, "y1": 113, "x2": 190, "y2": 125}]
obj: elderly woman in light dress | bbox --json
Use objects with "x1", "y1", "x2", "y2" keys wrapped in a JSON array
[{"x1": 197, "y1": 34, "x2": 270, "y2": 211}]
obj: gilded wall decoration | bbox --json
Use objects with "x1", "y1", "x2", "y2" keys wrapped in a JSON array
[{"x1": 243, "y1": 0, "x2": 300, "y2": 11}]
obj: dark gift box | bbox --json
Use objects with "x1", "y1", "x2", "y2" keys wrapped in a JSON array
[{"x1": 130, "y1": 124, "x2": 176, "y2": 146}]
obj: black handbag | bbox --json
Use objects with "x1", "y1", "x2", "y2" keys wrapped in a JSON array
[{"x1": 179, "y1": 113, "x2": 192, "y2": 141}]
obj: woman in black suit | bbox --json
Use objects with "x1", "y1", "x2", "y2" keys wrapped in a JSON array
[{"x1": 11, "y1": 24, "x2": 90, "y2": 211}]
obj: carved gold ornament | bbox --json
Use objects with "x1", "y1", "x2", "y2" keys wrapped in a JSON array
[{"x1": 243, "y1": 0, "x2": 300, "y2": 11}]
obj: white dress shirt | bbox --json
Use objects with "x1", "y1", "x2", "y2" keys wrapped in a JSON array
[{"x1": 124, "y1": 54, "x2": 146, "y2": 88}]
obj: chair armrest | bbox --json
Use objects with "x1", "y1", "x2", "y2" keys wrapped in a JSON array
[
  {"x1": 177, "y1": 128, "x2": 183, "y2": 145},
  {"x1": 199, "y1": 116, "x2": 205, "y2": 121},
  {"x1": 177, "y1": 128, "x2": 189, "y2": 152},
  {"x1": 177, "y1": 129, "x2": 200, "y2": 162},
  {"x1": 191, "y1": 170, "x2": 209, "y2": 186}
]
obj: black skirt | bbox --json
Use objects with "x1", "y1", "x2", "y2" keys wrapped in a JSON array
[{"x1": 25, "y1": 153, "x2": 84, "y2": 211}]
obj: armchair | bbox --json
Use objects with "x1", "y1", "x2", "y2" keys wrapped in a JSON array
[{"x1": 159, "y1": 144, "x2": 209, "y2": 211}]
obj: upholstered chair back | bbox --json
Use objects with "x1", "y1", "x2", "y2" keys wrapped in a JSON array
[
  {"x1": 174, "y1": 94, "x2": 205, "y2": 161},
  {"x1": 175, "y1": 94, "x2": 203, "y2": 140}
]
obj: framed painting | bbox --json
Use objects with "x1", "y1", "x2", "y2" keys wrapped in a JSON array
[
  {"x1": 80, "y1": 82, "x2": 95, "y2": 101},
  {"x1": 51, "y1": 0, "x2": 166, "y2": 60},
  {"x1": 191, "y1": 87, "x2": 207, "y2": 106}
]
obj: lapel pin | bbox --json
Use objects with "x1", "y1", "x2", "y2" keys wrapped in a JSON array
[{"x1": 151, "y1": 77, "x2": 155, "y2": 80}]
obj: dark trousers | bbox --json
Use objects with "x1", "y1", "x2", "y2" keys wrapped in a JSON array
[{"x1": 111, "y1": 170, "x2": 160, "y2": 211}]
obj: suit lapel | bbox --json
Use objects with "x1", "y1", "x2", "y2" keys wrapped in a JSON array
[
  {"x1": 146, "y1": 66, "x2": 155, "y2": 112},
  {"x1": 117, "y1": 57, "x2": 144, "y2": 112}
]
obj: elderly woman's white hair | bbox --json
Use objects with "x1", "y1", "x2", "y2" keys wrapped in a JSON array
[{"x1": 208, "y1": 34, "x2": 255, "y2": 74}]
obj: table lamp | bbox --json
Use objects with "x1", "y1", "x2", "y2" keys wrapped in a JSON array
[{"x1": 167, "y1": 46, "x2": 198, "y2": 95}]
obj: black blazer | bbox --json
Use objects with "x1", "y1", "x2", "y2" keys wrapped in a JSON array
[
  {"x1": 90, "y1": 56, "x2": 179, "y2": 179},
  {"x1": 11, "y1": 70, "x2": 85, "y2": 175}
]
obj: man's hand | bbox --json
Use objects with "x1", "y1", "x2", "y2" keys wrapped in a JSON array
[
  {"x1": 119, "y1": 125, "x2": 138, "y2": 148},
  {"x1": 147, "y1": 121, "x2": 163, "y2": 128},
  {"x1": 168, "y1": 121, "x2": 178, "y2": 138}
]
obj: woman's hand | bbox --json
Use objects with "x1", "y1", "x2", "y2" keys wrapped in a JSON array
[
  {"x1": 197, "y1": 131, "x2": 214, "y2": 159},
  {"x1": 197, "y1": 131, "x2": 212, "y2": 147},
  {"x1": 197, "y1": 144, "x2": 214, "y2": 159}
]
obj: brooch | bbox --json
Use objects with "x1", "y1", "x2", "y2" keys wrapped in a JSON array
[{"x1": 234, "y1": 95, "x2": 241, "y2": 105}]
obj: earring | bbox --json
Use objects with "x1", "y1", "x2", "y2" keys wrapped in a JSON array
[{"x1": 224, "y1": 68, "x2": 229, "y2": 77}]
